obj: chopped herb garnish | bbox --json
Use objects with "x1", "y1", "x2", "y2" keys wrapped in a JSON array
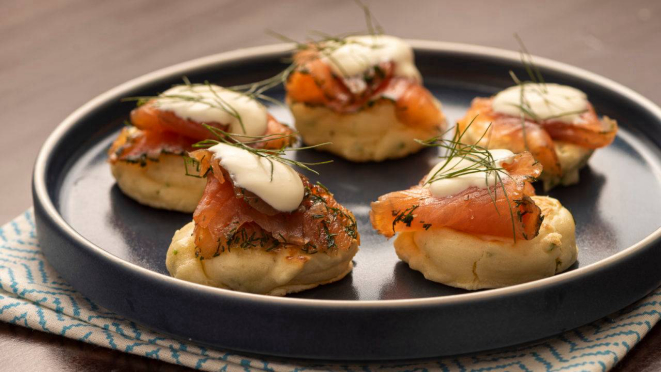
[
  {"x1": 321, "y1": 221, "x2": 337, "y2": 250},
  {"x1": 247, "y1": 1, "x2": 386, "y2": 97},
  {"x1": 392, "y1": 205, "x2": 418, "y2": 232}
]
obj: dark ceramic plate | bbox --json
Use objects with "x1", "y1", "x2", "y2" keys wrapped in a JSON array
[{"x1": 33, "y1": 41, "x2": 661, "y2": 360}]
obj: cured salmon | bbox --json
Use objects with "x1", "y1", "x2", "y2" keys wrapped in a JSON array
[
  {"x1": 108, "y1": 126, "x2": 194, "y2": 165},
  {"x1": 190, "y1": 149, "x2": 359, "y2": 259},
  {"x1": 286, "y1": 49, "x2": 444, "y2": 128},
  {"x1": 370, "y1": 151, "x2": 543, "y2": 241},
  {"x1": 110, "y1": 104, "x2": 295, "y2": 163},
  {"x1": 458, "y1": 98, "x2": 562, "y2": 177},
  {"x1": 540, "y1": 108, "x2": 617, "y2": 149},
  {"x1": 457, "y1": 97, "x2": 617, "y2": 175}
]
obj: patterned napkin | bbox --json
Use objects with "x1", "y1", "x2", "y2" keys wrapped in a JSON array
[{"x1": 1, "y1": 209, "x2": 659, "y2": 371}]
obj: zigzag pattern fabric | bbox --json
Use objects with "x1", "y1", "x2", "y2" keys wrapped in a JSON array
[{"x1": 0, "y1": 210, "x2": 659, "y2": 371}]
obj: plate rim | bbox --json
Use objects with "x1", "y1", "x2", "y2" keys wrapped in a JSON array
[{"x1": 33, "y1": 40, "x2": 661, "y2": 309}]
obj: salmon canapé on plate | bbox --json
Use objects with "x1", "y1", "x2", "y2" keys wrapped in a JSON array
[
  {"x1": 166, "y1": 144, "x2": 360, "y2": 296},
  {"x1": 285, "y1": 35, "x2": 447, "y2": 162},
  {"x1": 108, "y1": 83, "x2": 295, "y2": 213},
  {"x1": 370, "y1": 134, "x2": 578, "y2": 290},
  {"x1": 457, "y1": 83, "x2": 617, "y2": 190}
]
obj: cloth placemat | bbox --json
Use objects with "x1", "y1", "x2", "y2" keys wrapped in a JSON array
[{"x1": 1, "y1": 209, "x2": 659, "y2": 371}]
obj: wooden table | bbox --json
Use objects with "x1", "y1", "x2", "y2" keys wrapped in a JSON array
[{"x1": 1, "y1": 0, "x2": 660, "y2": 370}]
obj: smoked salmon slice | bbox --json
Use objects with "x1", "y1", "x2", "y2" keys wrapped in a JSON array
[
  {"x1": 370, "y1": 151, "x2": 543, "y2": 241},
  {"x1": 108, "y1": 127, "x2": 194, "y2": 164},
  {"x1": 458, "y1": 98, "x2": 562, "y2": 177},
  {"x1": 458, "y1": 97, "x2": 617, "y2": 174},
  {"x1": 110, "y1": 107, "x2": 295, "y2": 163},
  {"x1": 190, "y1": 149, "x2": 359, "y2": 259},
  {"x1": 540, "y1": 106, "x2": 617, "y2": 149},
  {"x1": 286, "y1": 49, "x2": 443, "y2": 127}
]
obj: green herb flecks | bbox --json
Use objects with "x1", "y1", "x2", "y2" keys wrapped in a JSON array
[
  {"x1": 392, "y1": 205, "x2": 419, "y2": 232},
  {"x1": 321, "y1": 220, "x2": 337, "y2": 250},
  {"x1": 301, "y1": 242, "x2": 319, "y2": 254},
  {"x1": 183, "y1": 155, "x2": 206, "y2": 178},
  {"x1": 305, "y1": 184, "x2": 358, "y2": 244}
]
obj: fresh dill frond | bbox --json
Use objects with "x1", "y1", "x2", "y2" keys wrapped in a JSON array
[
  {"x1": 194, "y1": 124, "x2": 333, "y2": 177},
  {"x1": 416, "y1": 118, "x2": 518, "y2": 241},
  {"x1": 510, "y1": 34, "x2": 589, "y2": 119},
  {"x1": 514, "y1": 33, "x2": 546, "y2": 90},
  {"x1": 266, "y1": 29, "x2": 306, "y2": 47},
  {"x1": 417, "y1": 121, "x2": 507, "y2": 188},
  {"x1": 254, "y1": 1, "x2": 387, "y2": 92},
  {"x1": 506, "y1": 34, "x2": 588, "y2": 151},
  {"x1": 204, "y1": 80, "x2": 246, "y2": 134},
  {"x1": 355, "y1": 0, "x2": 384, "y2": 37},
  {"x1": 228, "y1": 63, "x2": 297, "y2": 105}
]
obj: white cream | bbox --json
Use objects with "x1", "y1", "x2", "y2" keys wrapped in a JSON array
[
  {"x1": 492, "y1": 83, "x2": 588, "y2": 124},
  {"x1": 425, "y1": 149, "x2": 514, "y2": 198},
  {"x1": 208, "y1": 143, "x2": 304, "y2": 212},
  {"x1": 155, "y1": 84, "x2": 268, "y2": 139},
  {"x1": 322, "y1": 35, "x2": 421, "y2": 82}
]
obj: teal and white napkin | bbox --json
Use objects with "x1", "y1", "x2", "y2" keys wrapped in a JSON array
[{"x1": 1, "y1": 210, "x2": 659, "y2": 371}]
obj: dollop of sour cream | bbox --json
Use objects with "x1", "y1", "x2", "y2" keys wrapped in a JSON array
[
  {"x1": 322, "y1": 35, "x2": 421, "y2": 82},
  {"x1": 155, "y1": 84, "x2": 268, "y2": 139},
  {"x1": 492, "y1": 83, "x2": 588, "y2": 124},
  {"x1": 208, "y1": 143, "x2": 304, "y2": 212},
  {"x1": 425, "y1": 149, "x2": 514, "y2": 198}
]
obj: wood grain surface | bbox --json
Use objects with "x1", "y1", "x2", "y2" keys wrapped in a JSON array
[{"x1": 1, "y1": 0, "x2": 660, "y2": 370}]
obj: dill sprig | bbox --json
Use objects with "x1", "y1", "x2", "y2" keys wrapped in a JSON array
[
  {"x1": 253, "y1": 0, "x2": 386, "y2": 92},
  {"x1": 124, "y1": 2, "x2": 386, "y2": 119},
  {"x1": 264, "y1": 31, "x2": 376, "y2": 80},
  {"x1": 194, "y1": 124, "x2": 332, "y2": 177},
  {"x1": 514, "y1": 34, "x2": 546, "y2": 90},
  {"x1": 415, "y1": 117, "x2": 518, "y2": 241},
  {"x1": 228, "y1": 64, "x2": 297, "y2": 107},
  {"x1": 508, "y1": 34, "x2": 589, "y2": 124},
  {"x1": 267, "y1": 0, "x2": 383, "y2": 49},
  {"x1": 355, "y1": 0, "x2": 384, "y2": 37},
  {"x1": 504, "y1": 34, "x2": 589, "y2": 151}
]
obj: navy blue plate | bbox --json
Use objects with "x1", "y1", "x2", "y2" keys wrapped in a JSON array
[{"x1": 33, "y1": 42, "x2": 661, "y2": 360}]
